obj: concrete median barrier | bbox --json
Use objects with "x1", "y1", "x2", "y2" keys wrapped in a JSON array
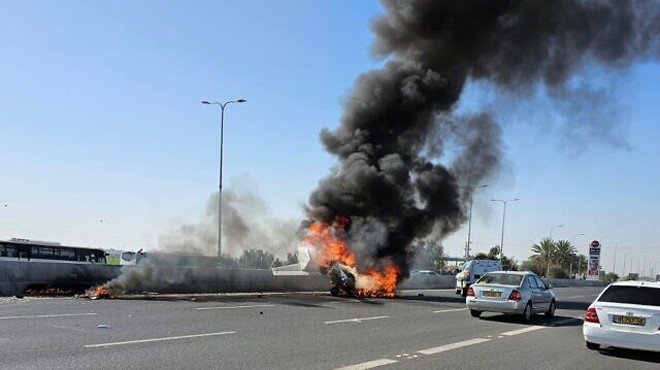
[{"x1": 0, "y1": 261, "x2": 608, "y2": 297}]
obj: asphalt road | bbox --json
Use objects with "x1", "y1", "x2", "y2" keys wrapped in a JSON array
[{"x1": 0, "y1": 287, "x2": 657, "y2": 369}]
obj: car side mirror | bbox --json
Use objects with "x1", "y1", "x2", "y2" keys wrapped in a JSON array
[{"x1": 546, "y1": 284, "x2": 552, "y2": 290}]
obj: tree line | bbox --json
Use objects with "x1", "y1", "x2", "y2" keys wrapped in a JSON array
[{"x1": 222, "y1": 238, "x2": 595, "y2": 281}]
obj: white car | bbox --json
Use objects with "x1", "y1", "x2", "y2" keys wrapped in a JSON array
[
  {"x1": 466, "y1": 271, "x2": 556, "y2": 322},
  {"x1": 583, "y1": 280, "x2": 660, "y2": 352},
  {"x1": 455, "y1": 259, "x2": 502, "y2": 297}
]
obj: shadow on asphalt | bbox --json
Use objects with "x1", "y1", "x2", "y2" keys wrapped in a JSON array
[
  {"x1": 478, "y1": 314, "x2": 583, "y2": 327},
  {"x1": 395, "y1": 294, "x2": 466, "y2": 305},
  {"x1": 557, "y1": 300, "x2": 591, "y2": 310},
  {"x1": 598, "y1": 347, "x2": 660, "y2": 363},
  {"x1": 114, "y1": 292, "x2": 387, "y2": 306}
]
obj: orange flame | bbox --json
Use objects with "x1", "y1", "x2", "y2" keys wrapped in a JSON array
[
  {"x1": 86, "y1": 285, "x2": 114, "y2": 299},
  {"x1": 305, "y1": 217, "x2": 400, "y2": 297}
]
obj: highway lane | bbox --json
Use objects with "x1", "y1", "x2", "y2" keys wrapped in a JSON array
[{"x1": 0, "y1": 287, "x2": 656, "y2": 369}]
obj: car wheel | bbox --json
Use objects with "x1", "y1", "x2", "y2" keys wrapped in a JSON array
[
  {"x1": 586, "y1": 341, "x2": 600, "y2": 350},
  {"x1": 545, "y1": 300, "x2": 556, "y2": 317},
  {"x1": 330, "y1": 287, "x2": 339, "y2": 296},
  {"x1": 470, "y1": 310, "x2": 482, "y2": 318},
  {"x1": 520, "y1": 302, "x2": 532, "y2": 323}
]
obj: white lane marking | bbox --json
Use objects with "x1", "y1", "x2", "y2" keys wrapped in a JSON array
[
  {"x1": 433, "y1": 308, "x2": 467, "y2": 313},
  {"x1": 85, "y1": 331, "x2": 236, "y2": 348},
  {"x1": 418, "y1": 338, "x2": 490, "y2": 355},
  {"x1": 334, "y1": 359, "x2": 398, "y2": 370},
  {"x1": 563, "y1": 295, "x2": 585, "y2": 299},
  {"x1": 0, "y1": 313, "x2": 97, "y2": 320},
  {"x1": 324, "y1": 316, "x2": 389, "y2": 325},
  {"x1": 196, "y1": 304, "x2": 274, "y2": 310},
  {"x1": 501, "y1": 326, "x2": 546, "y2": 336}
]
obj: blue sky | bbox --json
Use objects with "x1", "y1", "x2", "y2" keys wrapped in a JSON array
[{"x1": 1, "y1": 1, "x2": 659, "y2": 275}]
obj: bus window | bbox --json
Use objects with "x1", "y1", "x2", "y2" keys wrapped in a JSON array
[{"x1": 0, "y1": 244, "x2": 17, "y2": 257}]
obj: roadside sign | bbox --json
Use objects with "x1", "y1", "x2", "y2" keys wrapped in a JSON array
[{"x1": 587, "y1": 240, "x2": 601, "y2": 281}]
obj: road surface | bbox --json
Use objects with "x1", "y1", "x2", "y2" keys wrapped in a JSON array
[{"x1": 0, "y1": 287, "x2": 657, "y2": 369}]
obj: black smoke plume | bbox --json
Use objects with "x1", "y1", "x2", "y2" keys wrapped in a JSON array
[{"x1": 306, "y1": 0, "x2": 660, "y2": 279}]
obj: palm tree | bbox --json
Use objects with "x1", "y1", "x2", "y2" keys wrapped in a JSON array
[
  {"x1": 531, "y1": 238, "x2": 556, "y2": 277},
  {"x1": 554, "y1": 240, "x2": 576, "y2": 270}
]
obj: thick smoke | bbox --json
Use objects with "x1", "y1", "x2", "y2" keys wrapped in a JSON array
[
  {"x1": 307, "y1": 0, "x2": 660, "y2": 278},
  {"x1": 106, "y1": 181, "x2": 298, "y2": 293},
  {"x1": 160, "y1": 178, "x2": 298, "y2": 259}
]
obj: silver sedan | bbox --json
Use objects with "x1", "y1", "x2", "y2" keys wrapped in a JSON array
[{"x1": 465, "y1": 271, "x2": 557, "y2": 322}]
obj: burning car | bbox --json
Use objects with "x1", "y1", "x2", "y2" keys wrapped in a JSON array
[{"x1": 327, "y1": 261, "x2": 357, "y2": 297}]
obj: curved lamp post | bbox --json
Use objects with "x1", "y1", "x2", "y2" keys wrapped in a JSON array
[
  {"x1": 202, "y1": 99, "x2": 247, "y2": 262},
  {"x1": 490, "y1": 198, "x2": 520, "y2": 262}
]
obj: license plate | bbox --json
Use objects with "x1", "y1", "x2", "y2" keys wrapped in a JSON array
[
  {"x1": 613, "y1": 315, "x2": 646, "y2": 326},
  {"x1": 483, "y1": 291, "x2": 501, "y2": 298}
]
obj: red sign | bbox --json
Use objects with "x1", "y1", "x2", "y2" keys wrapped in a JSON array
[{"x1": 590, "y1": 240, "x2": 600, "y2": 248}]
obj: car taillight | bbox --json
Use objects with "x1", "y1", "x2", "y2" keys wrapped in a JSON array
[
  {"x1": 584, "y1": 307, "x2": 600, "y2": 324},
  {"x1": 508, "y1": 290, "x2": 522, "y2": 301},
  {"x1": 467, "y1": 287, "x2": 475, "y2": 297},
  {"x1": 465, "y1": 270, "x2": 471, "y2": 280}
]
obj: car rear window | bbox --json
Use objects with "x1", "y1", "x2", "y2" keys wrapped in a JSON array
[
  {"x1": 476, "y1": 273, "x2": 523, "y2": 286},
  {"x1": 597, "y1": 286, "x2": 660, "y2": 306}
]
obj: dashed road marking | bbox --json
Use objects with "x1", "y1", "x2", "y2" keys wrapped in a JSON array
[
  {"x1": 0, "y1": 313, "x2": 97, "y2": 320},
  {"x1": 334, "y1": 359, "x2": 398, "y2": 370},
  {"x1": 432, "y1": 308, "x2": 468, "y2": 314},
  {"x1": 336, "y1": 313, "x2": 580, "y2": 369},
  {"x1": 197, "y1": 304, "x2": 274, "y2": 310},
  {"x1": 501, "y1": 326, "x2": 546, "y2": 336},
  {"x1": 85, "y1": 331, "x2": 236, "y2": 348},
  {"x1": 417, "y1": 338, "x2": 490, "y2": 355},
  {"x1": 325, "y1": 316, "x2": 389, "y2": 325}
]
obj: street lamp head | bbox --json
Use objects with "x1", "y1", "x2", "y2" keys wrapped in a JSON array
[
  {"x1": 237, "y1": 99, "x2": 247, "y2": 103},
  {"x1": 201, "y1": 101, "x2": 211, "y2": 104}
]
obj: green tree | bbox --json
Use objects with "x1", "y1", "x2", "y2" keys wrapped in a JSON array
[
  {"x1": 520, "y1": 256, "x2": 545, "y2": 276},
  {"x1": 531, "y1": 238, "x2": 557, "y2": 277},
  {"x1": 238, "y1": 249, "x2": 276, "y2": 269},
  {"x1": 285, "y1": 252, "x2": 298, "y2": 265},
  {"x1": 573, "y1": 254, "x2": 588, "y2": 278},
  {"x1": 554, "y1": 240, "x2": 576, "y2": 267},
  {"x1": 271, "y1": 258, "x2": 283, "y2": 268},
  {"x1": 549, "y1": 266, "x2": 569, "y2": 279},
  {"x1": 547, "y1": 240, "x2": 577, "y2": 278},
  {"x1": 485, "y1": 246, "x2": 517, "y2": 270},
  {"x1": 413, "y1": 241, "x2": 445, "y2": 271},
  {"x1": 488, "y1": 246, "x2": 500, "y2": 259},
  {"x1": 602, "y1": 272, "x2": 619, "y2": 283}
]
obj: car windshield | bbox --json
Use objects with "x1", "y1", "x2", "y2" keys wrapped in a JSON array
[
  {"x1": 476, "y1": 273, "x2": 523, "y2": 286},
  {"x1": 597, "y1": 286, "x2": 660, "y2": 306}
]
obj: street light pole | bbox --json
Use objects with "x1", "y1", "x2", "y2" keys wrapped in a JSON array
[
  {"x1": 571, "y1": 233, "x2": 585, "y2": 246},
  {"x1": 549, "y1": 224, "x2": 564, "y2": 240},
  {"x1": 202, "y1": 99, "x2": 247, "y2": 263},
  {"x1": 623, "y1": 252, "x2": 631, "y2": 276},
  {"x1": 465, "y1": 184, "x2": 487, "y2": 260},
  {"x1": 491, "y1": 198, "x2": 519, "y2": 262},
  {"x1": 613, "y1": 241, "x2": 622, "y2": 274}
]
